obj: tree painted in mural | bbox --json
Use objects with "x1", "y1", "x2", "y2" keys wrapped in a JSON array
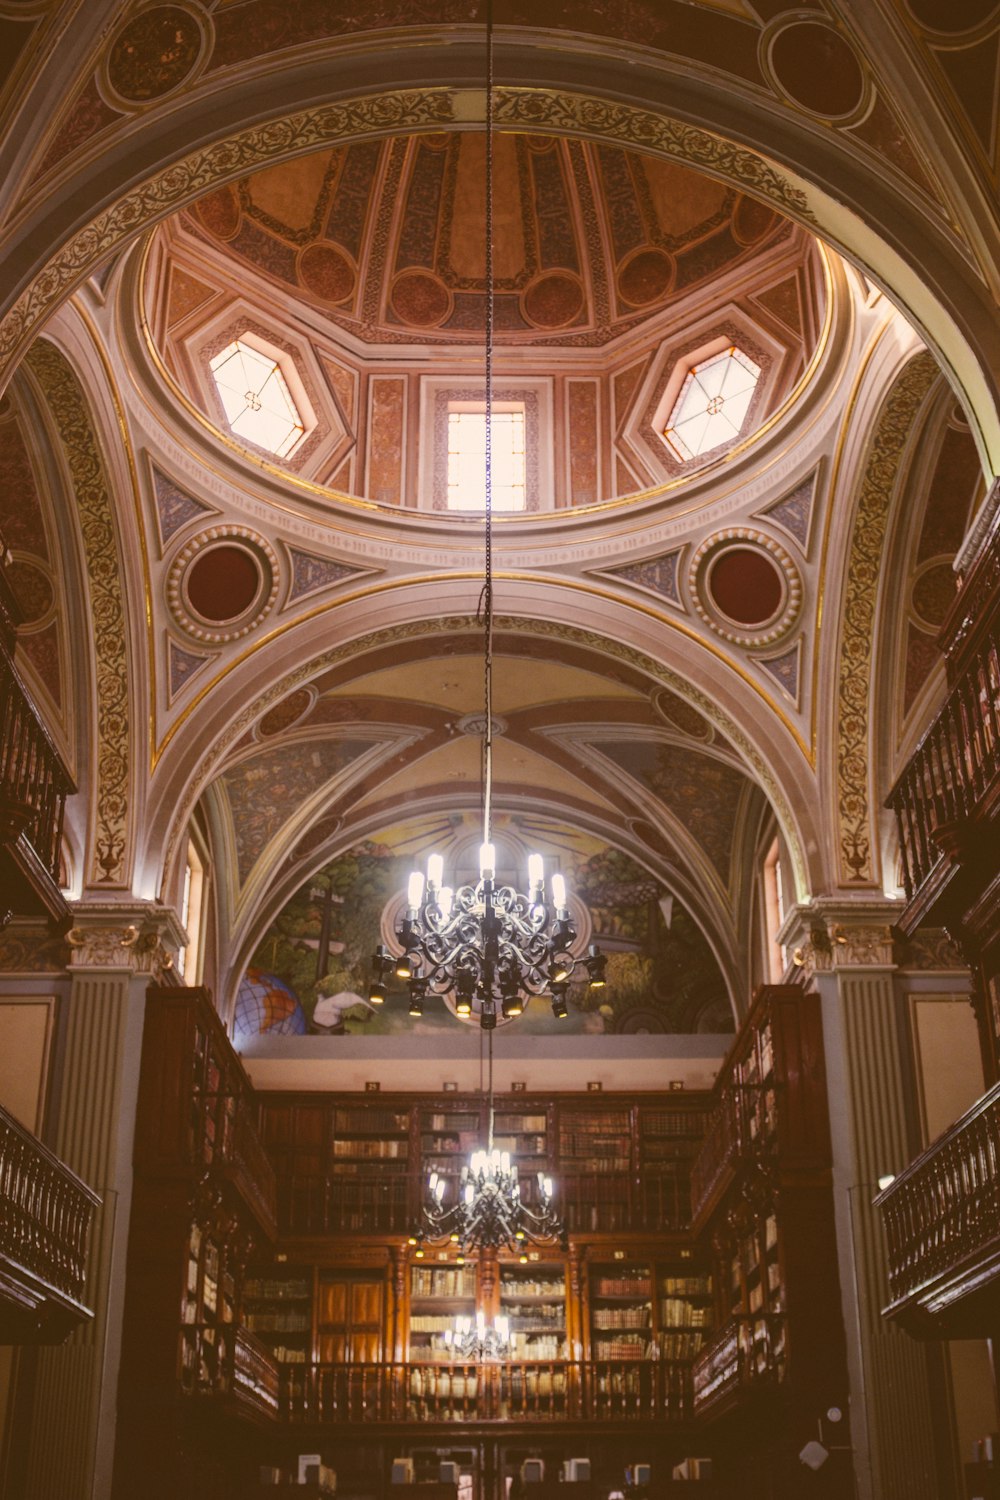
[{"x1": 242, "y1": 818, "x2": 732, "y2": 1038}]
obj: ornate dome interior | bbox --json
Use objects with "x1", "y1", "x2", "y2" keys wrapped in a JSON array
[{"x1": 145, "y1": 132, "x2": 825, "y2": 507}]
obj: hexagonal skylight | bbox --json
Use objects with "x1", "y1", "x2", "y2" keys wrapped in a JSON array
[
  {"x1": 662, "y1": 346, "x2": 761, "y2": 462},
  {"x1": 209, "y1": 338, "x2": 305, "y2": 457}
]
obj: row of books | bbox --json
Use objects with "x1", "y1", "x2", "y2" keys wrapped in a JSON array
[
  {"x1": 593, "y1": 1306, "x2": 650, "y2": 1329},
  {"x1": 334, "y1": 1109, "x2": 409, "y2": 1133},
  {"x1": 593, "y1": 1274, "x2": 651, "y2": 1296},
  {"x1": 411, "y1": 1266, "x2": 477, "y2": 1297},
  {"x1": 244, "y1": 1277, "x2": 311, "y2": 1300},
  {"x1": 332, "y1": 1138, "x2": 408, "y2": 1158},
  {"x1": 244, "y1": 1310, "x2": 310, "y2": 1333},
  {"x1": 659, "y1": 1298, "x2": 712, "y2": 1327}
]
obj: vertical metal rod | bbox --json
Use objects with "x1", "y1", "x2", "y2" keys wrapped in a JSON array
[{"x1": 482, "y1": 0, "x2": 495, "y2": 850}]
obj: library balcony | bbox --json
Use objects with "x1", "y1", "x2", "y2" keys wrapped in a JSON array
[
  {"x1": 279, "y1": 1358, "x2": 692, "y2": 1427},
  {"x1": 886, "y1": 558, "x2": 1000, "y2": 935},
  {"x1": 691, "y1": 1317, "x2": 785, "y2": 1421},
  {"x1": 0, "y1": 1100, "x2": 101, "y2": 1342},
  {"x1": 875, "y1": 1078, "x2": 1000, "y2": 1337},
  {"x1": 0, "y1": 565, "x2": 74, "y2": 928}
]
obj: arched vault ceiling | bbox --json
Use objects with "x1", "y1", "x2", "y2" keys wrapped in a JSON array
[{"x1": 203, "y1": 639, "x2": 762, "y2": 960}]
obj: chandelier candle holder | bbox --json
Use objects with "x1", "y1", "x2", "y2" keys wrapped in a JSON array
[
  {"x1": 367, "y1": 0, "x2": 605, "y2": 1031},
  {"x1": 370, "y1": 851, "x2": 606, "y2": 1028},
  {"x1": 444, "y1": 1311, "x2": 514, "y2": 1362}
]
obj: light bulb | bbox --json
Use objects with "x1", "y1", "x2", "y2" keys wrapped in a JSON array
[
  {"x1": 479, "y1": 841, "x2": 496, "y2": 879},
  {"x1": 501, "y1": 1151, "x2": 510, "y2": 1173},
  {"x1": 528, "y1": 852, "x2": 544, "y2": 888},
  {"x1": 464, "y1": 1183, "x2": 474, "y2": 1206},
  {"x1": 544, "y1": 1176, "x2": 554, "y2": 1198},
  {"x1": 435, "y1": 1177, "x2": 446, "y2": 1203},
  {"x1": 476, "y1": 1311, "x2": 486, "y2": 1334},
  {"x1": 496, "y1": 1315, "x2": 509, "y2": 1341},
  {"x1": 439, "y1": 886, "x2": 453, "y2": 918},
  {"x1": 429, "y1": 1171, "x2": 438, "y2": 1192},
  {"x1": 407, "y1": 870, "x2": 425, "y2": 908},
  {"x1": 427, "y1": 852, "x2": 444, "y2": 888},
  {"x1": 551, "y1": 872, "x2": 567, "y2": 909}
]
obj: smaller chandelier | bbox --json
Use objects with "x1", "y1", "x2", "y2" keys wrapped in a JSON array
[
  {"x1": 411, "y1": 1150, "x2": 565, "y2": 1257},
  {"x1": 444, "y1": 1311, "x2": 513, "y2": 1362},
  {"x1": 369, "y1": 847, "x2": 606, "y2": 1029}
]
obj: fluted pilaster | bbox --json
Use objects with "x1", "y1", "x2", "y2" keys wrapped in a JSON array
[
  {"x1": 783, "y1": 899, "x2": 950, "y2": 1500},
  {"x1": 21, "y1": 902, "x2": 184, "y2": 1500}
]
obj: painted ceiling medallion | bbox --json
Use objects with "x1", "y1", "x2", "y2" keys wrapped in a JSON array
[
  {"x1": 104, "y1": 4, "x2": 211, "y2": 107},
  {"x1": 690, "y1": 529, "x2": 802, "y2": 647},
  {"x1": 167, "y1": 526, "x2": 279, "y2": 643}
]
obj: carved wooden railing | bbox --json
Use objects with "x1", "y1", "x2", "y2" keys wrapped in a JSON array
[
  {"x1": 886, "y1": 620, "x2": 1000, "y2": 901},
  {"x1": 690, "y1": 1092, "x2": 741, "y2": 1225},
  {"x1": 282, "y1": 1172, "x2": 411, "y2": 1235},
  {"x1": 691, "y1": 1316, "x2": 785, "y2": 1418},
  {"x1": 0, "y1": 1102, "x2": 100, "y2": 1339},
  {"x1": 280, "y1": 1358, "x2": 692, "y2": 1425},
  {"x1": 0, "y1": 650, "x2": 74, "y2": 902},
  {"x1": 875, "y1": 1079, "x2": 1000, "y2": 1325},
  {"x1": 227, "y1": 1109, "x2": 278, "y2": 1243},
  {"x1": 282, "y1": 1168, "x2": 695, "y2": 1239},
  {"x1": 233, "y1": 1326, "x2": 281, "y2": 1419}
]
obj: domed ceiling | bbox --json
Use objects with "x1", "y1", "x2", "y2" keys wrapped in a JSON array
[
  {"x1": 183, "y1": 133, "x2": 796, "y2": 343},
  {"x1": 146, "y1": 131, "x2": 826, "y2": 505}
]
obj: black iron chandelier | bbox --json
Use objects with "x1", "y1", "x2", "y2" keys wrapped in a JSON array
[
  {"x1": 368, "y1": 0, "x2": 606, "y2": 1032},
  {"x1": 409, "y1": 1032, "x2": 567, "y2": 1256}
]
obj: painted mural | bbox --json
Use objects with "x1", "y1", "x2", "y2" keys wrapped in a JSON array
[{"x1": 237, "y1": 812, "x2": 733, "y2": 1041}]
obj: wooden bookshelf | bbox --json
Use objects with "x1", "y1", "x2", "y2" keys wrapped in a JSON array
[
  {"x1": 588, "y1": 1263, "x2": 653, "y2": 1360},
  {"x1": 657, "y1": 1264, "x2": 713, "y2": 1362},
  {"x1": 690, "y1": 985, "x2": 846, "y2": 1437},
  {"x1": 178, "y1": 1221, "x2": 237, "y2": 1396},
  {"x1": 242, "y1": 1269, "x2": 313, "y2": 1366},
  {"x1": 499, "y1": 1261, "x2": 567, "y2": 1360},
  {"x1": 408, "y1": 1262, "x2": 477, "y2": 1361},
  {"x1": 557, "y1": 1105, "x2": 632, "y2": 1232}
]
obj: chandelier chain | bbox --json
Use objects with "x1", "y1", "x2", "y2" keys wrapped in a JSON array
[{"x1": 482, "y1": 0, "x2": 495, "y2": 849}]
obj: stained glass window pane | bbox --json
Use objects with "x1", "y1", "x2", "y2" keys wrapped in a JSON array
[
  {"x1": 663, "y1": 346, "x2": 762, "y2": 462},
  {"x1": 209, "y1": 339, "x2": 306, "y2": 458}
]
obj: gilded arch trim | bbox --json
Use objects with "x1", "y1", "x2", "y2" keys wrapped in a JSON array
[
  {"x1": 25, "y1": 340, "x2": 132, "y2": 887},
  {"x1": 0, "y1": 87, "x2": 811, "y2": 379},
  {"x1": 836, "y1": 350, "x2": 937, "y2": 885}
]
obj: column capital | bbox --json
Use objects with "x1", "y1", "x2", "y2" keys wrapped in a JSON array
[
  {"x1": 779, "y1": 897, "x2": 906, "y2": 982},
  {"x1": 65, "y1": 900, "x2": 186, "y2": 978}
]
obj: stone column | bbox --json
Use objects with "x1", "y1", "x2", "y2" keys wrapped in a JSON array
[
  {"x1": 782, "y1": 899, "x2": 952, "y2": 1500},
  {"x1": 21, "y1": 902, "x2": 184, "y2": 1500}
]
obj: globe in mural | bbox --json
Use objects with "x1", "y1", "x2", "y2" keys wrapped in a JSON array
[{"x1": 233, "y1": 967, "x2": 308, "y2": 1042}]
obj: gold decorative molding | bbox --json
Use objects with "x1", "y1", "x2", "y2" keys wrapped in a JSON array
[
  {"x1": 0, "y1": 86, "x2": 813, "y2": 381},
  {"x1": 66, "y1": 899, "x2": 186, "y2": 977},
  {"x1": 835, "y1": 352, "x2": 937, "y2": 884},
  {"x1": 25, "y1": 340, "x2": 132, "y2": 887},
  {"x1": 0, "y1": 89, "x2": 457, "y2": 378},
  {"x1": 494, "y1": 89, "x2": 814, "y2": 221}
]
